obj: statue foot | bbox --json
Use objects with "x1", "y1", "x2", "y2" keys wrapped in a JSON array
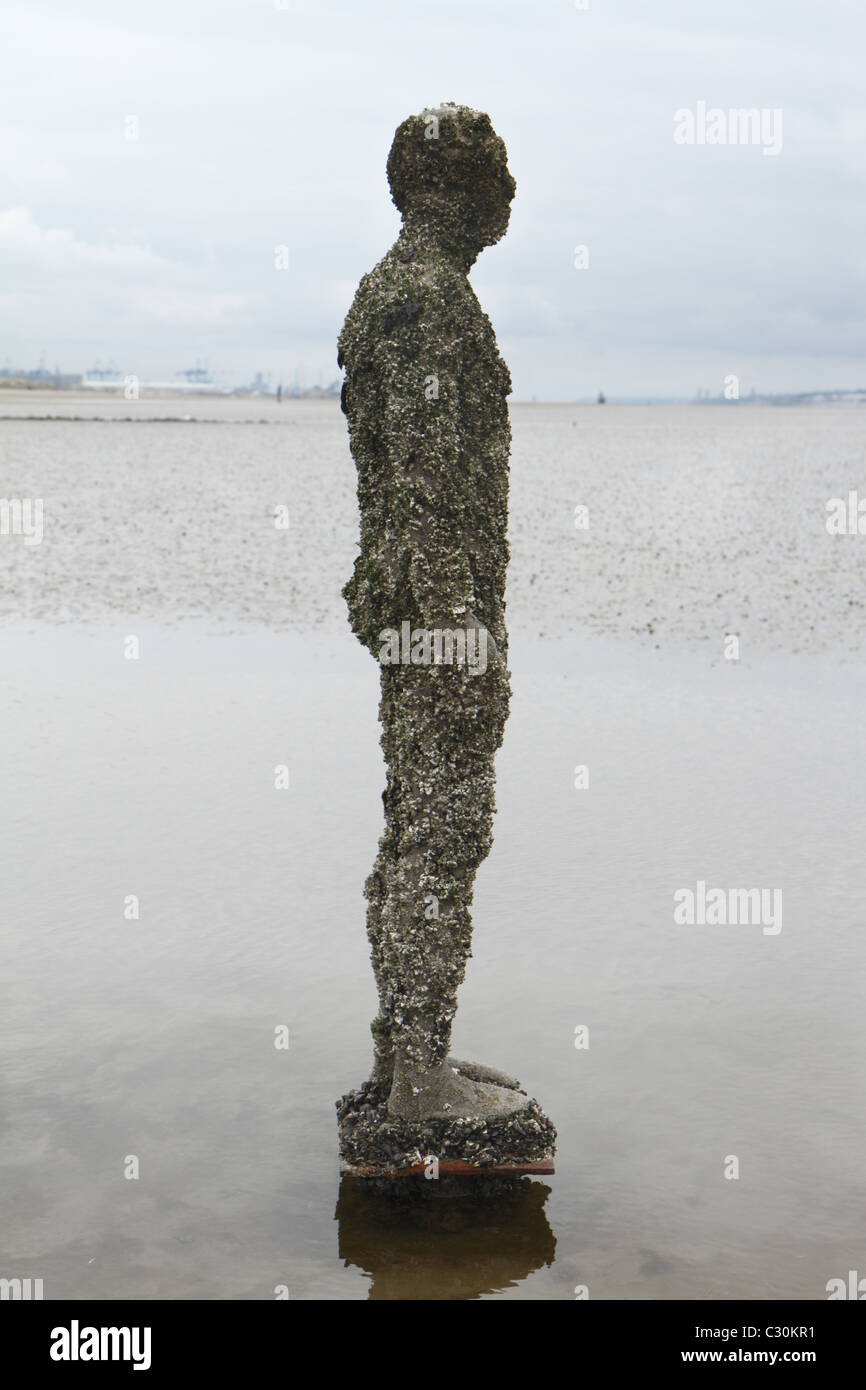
[
  {"x1": 371, "y1": 1053, "x2": 521, "y2": 1091},
  {"x1": 387, "y1": 1056, "x2": 528, "y2": 1123},
  {"x1": 447, "y1": 1057, "x2": 521, "y2": 1091}
]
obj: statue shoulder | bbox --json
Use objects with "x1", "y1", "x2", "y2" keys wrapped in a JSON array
[{"x1": 338, "y1": 247, "x2": 472, "y2": 373}]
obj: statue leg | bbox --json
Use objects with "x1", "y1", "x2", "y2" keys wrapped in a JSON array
[
  {"x1": 375, "y1": 661, "x2": 525, "y2": 1121},
  {"x1": 363, "y1": 852, "x2": 395, "y2": 1084}
]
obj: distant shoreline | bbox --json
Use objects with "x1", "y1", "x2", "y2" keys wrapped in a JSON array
[{"x1": 0, "y1": 387, "x2": 863, "y2": 409}]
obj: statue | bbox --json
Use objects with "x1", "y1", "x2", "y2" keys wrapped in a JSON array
[{"x1": 336, "y1": 103, "x2": 555, "y2": 1179}]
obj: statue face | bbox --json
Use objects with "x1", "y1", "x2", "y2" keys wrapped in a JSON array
[{"x1": 471, "y1": 150, "x2": 516, "y2": 248}]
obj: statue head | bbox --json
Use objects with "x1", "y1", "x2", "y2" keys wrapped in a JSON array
[{"x1": 387, "y1": 103, "x2": 516, "y2": 267}]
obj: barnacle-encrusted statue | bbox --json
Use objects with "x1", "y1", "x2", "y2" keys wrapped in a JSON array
[{"x1": 336, "y1": 104, "x2": 555, "y2": 1178}]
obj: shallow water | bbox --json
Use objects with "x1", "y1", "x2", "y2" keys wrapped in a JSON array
[{"x1": 1, "y1": 400, "x2": 864, "y2": 1299}]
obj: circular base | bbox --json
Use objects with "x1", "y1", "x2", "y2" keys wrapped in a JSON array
[{"x1": 336, "y1": 1066, "x2": 556, "y2": 1177}]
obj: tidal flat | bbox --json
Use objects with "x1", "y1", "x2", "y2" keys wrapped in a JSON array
[{"x1": 1, "y1": 397, "x2": 863, "y2": 1298}]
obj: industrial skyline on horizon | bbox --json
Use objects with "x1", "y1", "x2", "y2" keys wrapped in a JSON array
[{"x1": 2, "y1": 352, "x2": 864, "y2": 407}]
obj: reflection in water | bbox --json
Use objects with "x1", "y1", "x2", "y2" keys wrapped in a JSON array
[{"x1": 335, "y1": 1176, "x2": 555, "y2": 1300}]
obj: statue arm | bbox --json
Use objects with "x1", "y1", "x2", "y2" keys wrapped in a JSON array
[{"x1": 376, "y1": 309, "x2": 476, "y2": 630}]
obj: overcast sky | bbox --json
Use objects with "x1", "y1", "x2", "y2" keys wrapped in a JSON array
[{"x1": 1, "y1": 0, "x2": 864, "y2": 398}]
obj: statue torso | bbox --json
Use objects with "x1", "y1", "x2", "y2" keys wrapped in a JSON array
[{"x1": 339, "y1": 230, "x2": 511, "y2": 651}]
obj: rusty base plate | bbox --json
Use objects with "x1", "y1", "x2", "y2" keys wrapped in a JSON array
[{"x1": 340, "y1": 1157, "x2": 555, "y2": 1179}]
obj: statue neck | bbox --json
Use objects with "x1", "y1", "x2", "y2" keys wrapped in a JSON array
[{"x1": 399, "y1": 211, "x2": 480, "y2": 272}]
